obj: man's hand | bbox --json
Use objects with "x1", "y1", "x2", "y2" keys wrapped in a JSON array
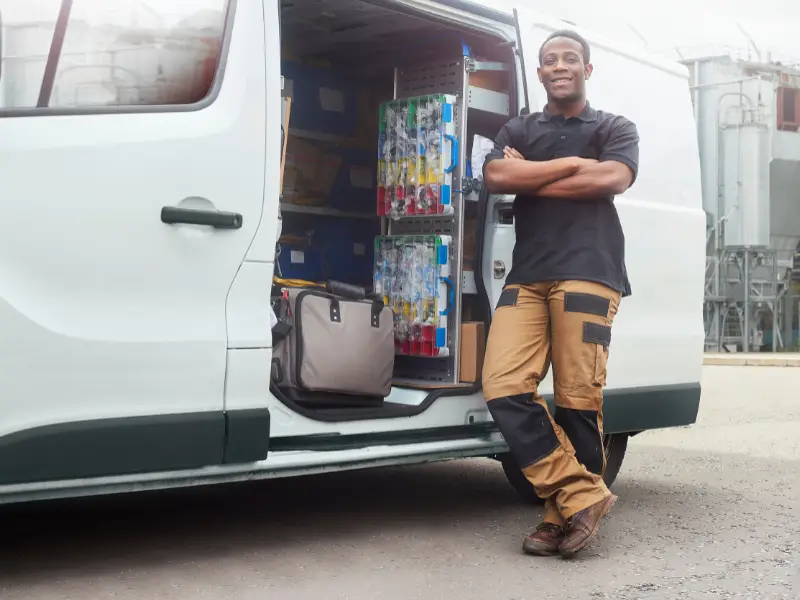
[{"x1": 503, "y1": 147, "x2": 525, "y2": 160}]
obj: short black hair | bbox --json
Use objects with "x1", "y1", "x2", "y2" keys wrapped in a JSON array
[{"x1": 539, "y1": 30, "x2": 591, "y2": 65}]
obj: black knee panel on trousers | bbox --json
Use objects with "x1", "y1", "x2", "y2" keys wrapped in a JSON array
[
  {"x1": 555, "y1": 408, "x2": 604, "y2": 475},
  {"x1": 487, "y1": 394, "x2": 560, "y2": 468}
]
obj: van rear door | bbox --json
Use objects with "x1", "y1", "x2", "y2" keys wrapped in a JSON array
[{"x1": 0, "y1": 0, "x2": 267, "y2": 485}]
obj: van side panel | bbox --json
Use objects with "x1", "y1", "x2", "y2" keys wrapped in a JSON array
[
  {"x1": 0, "y1": 0, "x2": 268, "y2": 484},
  {"x1": 512, "y1": 12, "x2": 706, "y2": 396}
]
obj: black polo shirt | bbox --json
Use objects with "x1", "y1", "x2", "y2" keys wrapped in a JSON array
[{"x1": 484, "y1": 103, "x2": 638, "y2": 297}]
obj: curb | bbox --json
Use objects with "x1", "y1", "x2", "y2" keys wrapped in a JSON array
[{"x1": 704, "y1": 354, "x2": 800, "y2": 367}]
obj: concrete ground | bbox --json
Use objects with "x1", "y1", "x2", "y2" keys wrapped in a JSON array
[{"x1": 0, "y1": 366, "x2": 798, "y2": 600}]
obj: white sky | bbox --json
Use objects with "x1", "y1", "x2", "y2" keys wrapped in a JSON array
[
  {"x1": 3, "y1": 0, "x2": 796, "y2": 64},
  {"x1": 492, "y1": 0, "x2": 798, "y2": 65}
]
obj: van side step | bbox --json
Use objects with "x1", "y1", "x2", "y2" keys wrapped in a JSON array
[
  {"x1": 393, "y1": 379, "x2": 476, "y2": 390},
  {"x1": 269, "y1": 423, "x2": 498, "y2": 453},
  {"x1": 270, "y1": 383, "x2": 480, "y2": 423}
]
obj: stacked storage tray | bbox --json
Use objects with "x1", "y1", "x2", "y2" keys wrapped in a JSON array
[
  {"x1": 373, "y1": 235, "x2": 453, "y2": 358},
  {"x1": 377, "y1": 94, "x2": 458, "y2": 218}
]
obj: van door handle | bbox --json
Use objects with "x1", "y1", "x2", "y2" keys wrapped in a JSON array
[{"x1": 161, "y1": 206, "x2": 243, "y2": 230}]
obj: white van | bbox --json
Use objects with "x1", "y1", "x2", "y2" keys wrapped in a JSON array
[{"x1": 0, "y1": 0, "x2": 705, "y2": 505}]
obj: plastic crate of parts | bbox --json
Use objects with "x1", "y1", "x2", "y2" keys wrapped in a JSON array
[{"x1": 373, "y1": 234, "x2": 453, "y2": 357}]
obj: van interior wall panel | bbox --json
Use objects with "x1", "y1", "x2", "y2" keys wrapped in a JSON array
[
  {"x1": 280, "y1": 0, "x2": 448, "y2": 70},
  {"x1": 280, "y1": 0, "x2": 509, "y2": 74}
]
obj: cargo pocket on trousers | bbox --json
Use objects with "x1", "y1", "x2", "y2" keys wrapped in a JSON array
[
  {"x1": 496, "y1": 287, "x2": 520, "y2": 309},
  {"x1": 583, "y1": 322, "x2": 612, "y2": 388},
  {"x1": 592, "y1": 345, "x2": 610, "y2": 387}
]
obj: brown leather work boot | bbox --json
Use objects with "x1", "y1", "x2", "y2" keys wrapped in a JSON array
[
  {"x1": 559, "y1": 494, "x2": 617, "y2": 558},
  {"x1": 522, "y1": 522, "x2": 566, "y2": 556}
]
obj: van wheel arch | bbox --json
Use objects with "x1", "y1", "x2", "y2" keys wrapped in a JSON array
[{"x1": 497, "y1": 433, "x2": 629, "y2": 505}]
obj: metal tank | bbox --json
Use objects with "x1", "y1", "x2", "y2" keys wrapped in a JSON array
[
  {"x1": 688, "y1": 55, "x2": 800, "y2": 352},
  {"x1": 721, "y1": 120, "x2": 771, "y2": 248}
]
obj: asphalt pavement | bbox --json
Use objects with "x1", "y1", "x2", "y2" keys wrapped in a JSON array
[{"x1": 0, "y1": 366, "x2": 798, "y2": 599}]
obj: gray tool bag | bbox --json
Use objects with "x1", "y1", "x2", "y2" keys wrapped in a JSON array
[{"x1": 271, "y1": 281, "x2": 395, "y2": 399}]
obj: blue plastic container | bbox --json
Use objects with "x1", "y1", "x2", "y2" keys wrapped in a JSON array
[
  {"x1": 311, "y1": 218, "x2": 379, "y2": 286},
  {"x1": 282, "y1": 61, "x2": 358, "y2": 138},
  {"x1": 276, "y1": 241, "x2": 325, "y2": 282}
]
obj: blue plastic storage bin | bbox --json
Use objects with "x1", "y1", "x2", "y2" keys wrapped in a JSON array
[
  {"x1": 311, "y1": 218, "x2": 379, "y2": 287},
  {"x1": 329, "y1": 148, "x2": 377, "y2": 215},
  {"x1": 282, "y1": 61, "x2": 358, "y2": 138},
  {"x1": 276, "y1": 241, "x2": 325, "y2": 282}
]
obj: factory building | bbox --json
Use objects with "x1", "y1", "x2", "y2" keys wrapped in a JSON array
[{"x1": 686, "y1": 55, "x2": 800, "y2": 352}]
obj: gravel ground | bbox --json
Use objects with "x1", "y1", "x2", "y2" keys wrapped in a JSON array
[{"x1": 0, "y1": 365, "x2": 798, "y2": 599}]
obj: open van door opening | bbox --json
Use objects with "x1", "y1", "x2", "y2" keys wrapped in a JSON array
[{"x1": 271, "y1": 0, "x2": 519, "y2": 421}]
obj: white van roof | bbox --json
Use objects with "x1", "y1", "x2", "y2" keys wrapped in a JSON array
[{"x1": 437, "y1": 0, "x2": 690, "y2": 78}]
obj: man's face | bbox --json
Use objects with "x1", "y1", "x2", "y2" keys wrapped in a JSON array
[{"x1": 537, "y1": 37, "x2": 593, "y2": 103}]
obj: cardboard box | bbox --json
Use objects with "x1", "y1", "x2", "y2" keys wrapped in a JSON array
[
  {"x1": 462, "y1": 214, "x2": 478, "y2": 271},
  {"x1": 283, "y1": 135, "x2": 343, "y2": 206},
  {"x1": 460, "y1": 322, "x2": 486, "y2": 383},
  {"x1": 280, "y1": 97, "x2": 292, "y2": 192},
  {"x1": 469, "y1": 58, "x2": 509, "y2": 94},
  {"x1": 355, "y1": 87, "x2": 382, "y2": 150}
]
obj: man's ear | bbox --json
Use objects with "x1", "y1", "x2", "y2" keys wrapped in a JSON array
[
  {"x1": 537, "y1": 66, "x2": 543, "y2": 83},
  {"x1": 584, "y1": 63, "x2": 594, "y2": 80}
]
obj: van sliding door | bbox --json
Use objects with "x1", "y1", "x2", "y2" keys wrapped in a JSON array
[{"x1": 0, "y1": 0, "x2": 268, "y2": 486}]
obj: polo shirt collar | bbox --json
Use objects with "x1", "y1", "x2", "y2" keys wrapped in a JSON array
[{"x1": 537, "y1": 102, "x2": 597, "y2": 123}]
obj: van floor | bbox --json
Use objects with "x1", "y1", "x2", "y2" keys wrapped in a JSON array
[{"x1": 273, "y1": 385, "x2": 479, "y2": 422}]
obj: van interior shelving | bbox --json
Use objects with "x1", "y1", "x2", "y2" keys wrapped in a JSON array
[{"x1": 274, "y1": 0, "x2": 517, "y2": 417}]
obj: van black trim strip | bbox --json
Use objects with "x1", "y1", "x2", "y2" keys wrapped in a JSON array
[
  {"x1": 0, "y1": 408, "x2": 270, "y2": 486},
  {"x1": 0, "y1": 384, "x2": 700, "y2": 485},
  {"x1": 270, "y1": 423, "x2": 498, "y2": 453}
]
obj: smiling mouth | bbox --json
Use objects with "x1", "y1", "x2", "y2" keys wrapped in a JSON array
[{"x1": 551, "y1": 77, "x2": 572, "y2": 84}]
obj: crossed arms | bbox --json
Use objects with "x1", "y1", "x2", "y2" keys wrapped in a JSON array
[{"x1": 482, "y1": 118, "x2": 639, "y2": 200}]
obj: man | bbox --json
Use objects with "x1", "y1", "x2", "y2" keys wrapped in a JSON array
[{"x1": 481, "y1": 29, "x2": 639, "y2": 559}]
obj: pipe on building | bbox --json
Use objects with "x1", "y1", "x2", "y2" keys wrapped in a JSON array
[
  {"x1": 690, "y1": 75, "x2": 763, "y2": 90},
  {"x1": 714, "y1": 92, "x2": 754, "y2": 284},
  {"x1": 713, "y1": 90, "x2": 757, "y2": 350}
]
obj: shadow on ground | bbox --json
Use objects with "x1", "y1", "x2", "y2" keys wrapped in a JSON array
[
  {"x1": 0, "y1": 458, "x2": 521, "y2": 581},
  {"x1": 0, "y1": 450, "x2": 749, "y2": 586},
  {"x1": 1, "y1": 445, "x2": 797, "y2": 593}
]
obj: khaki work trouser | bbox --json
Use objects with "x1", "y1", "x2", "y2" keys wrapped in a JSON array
[{"x1": 482, "y1": 280, "x2": 621, "y2": 522}]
